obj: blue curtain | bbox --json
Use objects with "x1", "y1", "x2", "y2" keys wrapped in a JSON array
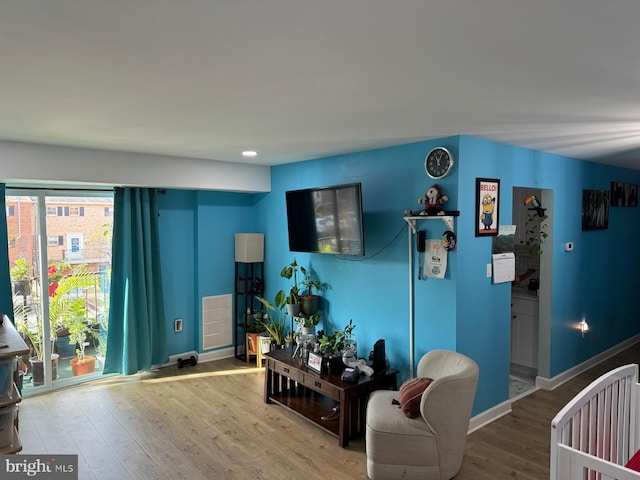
[
  {"x1": 0, "y1": 185, "x2": 13, "y2": 320},
  {"x1": 104, "y1": 187, "x2": 168, "y2": 375}
]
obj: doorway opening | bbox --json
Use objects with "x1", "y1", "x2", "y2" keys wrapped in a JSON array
[
  {"x1": 6, "y1": 190, "x2": 113, "y2": 394},
  {"x1": 510, "y1": 187, "x2": 553, "y2": 399}
]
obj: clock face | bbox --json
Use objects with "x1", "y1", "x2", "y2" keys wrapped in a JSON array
[{"x1": 425, "y1": 147, "x2": 454, "y2": 179}]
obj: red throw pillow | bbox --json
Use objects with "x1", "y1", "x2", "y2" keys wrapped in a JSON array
[{"x1": 394, "y1": 377, "x2": 433, "y2": 418}]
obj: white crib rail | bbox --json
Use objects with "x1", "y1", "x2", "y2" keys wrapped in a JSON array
[{"x1": 551, "y1": 364, "x2": 640, "y2": 480}]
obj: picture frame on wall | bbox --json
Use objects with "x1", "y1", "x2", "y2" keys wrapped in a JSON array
[
  {"x1": 582, "y1": 189, "x2": 609, "y2": 230},
  {"x1": 475, "y1": 178, "x2": 500, "y2": 237},
  {"x1": 610, "y1": 181, "x2": 638, "y2": 207}
]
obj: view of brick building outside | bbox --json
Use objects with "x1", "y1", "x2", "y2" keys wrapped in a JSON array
[{"x1": 6, "y1": 196, "x2": 114, "y2": 278}]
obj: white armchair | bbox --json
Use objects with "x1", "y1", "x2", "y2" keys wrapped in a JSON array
[{"x1": 365, "y1": 350, "x2": 479, "y2": 480}]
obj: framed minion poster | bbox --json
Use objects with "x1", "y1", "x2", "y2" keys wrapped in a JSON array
[{"x1": 476, "y1": 178, "x2": 500, "y2": 236}]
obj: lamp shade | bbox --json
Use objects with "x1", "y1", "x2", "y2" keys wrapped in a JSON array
[{"x1": 235, "y1": 233, "x2": 264, "y2": 263}]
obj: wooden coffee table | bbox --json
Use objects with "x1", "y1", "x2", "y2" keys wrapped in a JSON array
[{"x1": 264, "y1": 347, "x2": 398, "y2": 447}]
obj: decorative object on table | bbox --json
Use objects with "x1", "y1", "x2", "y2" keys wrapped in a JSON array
[
  {"x1": 307, "y1": 350, "x2": 323, "y2": 373},
  {"x1": 475, "y1": 178, "x2": 500, "y2": 236},
  {"x1": 425, "y1": 147, "x2": 454, "y2": 179},
  {"x1": 418, "y1": 184, "x2": 448, "y2": 216},
  {"x1": 582, "y1": 189, "x2": 609, "y2": 231}
]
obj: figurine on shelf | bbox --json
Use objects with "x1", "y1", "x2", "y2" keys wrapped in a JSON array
[{"x1": 419, "y1": 184, "x2": 448, "y2": 216}]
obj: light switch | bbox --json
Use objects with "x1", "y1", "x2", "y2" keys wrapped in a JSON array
[{"x1": 486, "y1": 263, "x2": 492, "y2": 277}]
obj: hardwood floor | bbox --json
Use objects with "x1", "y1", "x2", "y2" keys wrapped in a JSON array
[{"x1": 17, "y1": 342, "x2": 640, "y2": 479}]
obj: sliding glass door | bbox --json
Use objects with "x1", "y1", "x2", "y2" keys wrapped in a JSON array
[{"x1": 6, "y1": 189, "x2": 113, "y2": 394}]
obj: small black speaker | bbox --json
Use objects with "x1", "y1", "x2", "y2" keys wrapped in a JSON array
[
  {"x1": 417, "y1": 230, "x2": 426, "y2": 252},
  {"x1": 371, "y1": 339, "x2": 386, "y2": 374}
]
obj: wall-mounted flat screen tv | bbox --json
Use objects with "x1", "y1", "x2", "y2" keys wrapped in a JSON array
[{"x1": 285, "y1": 182, "x2": 365, "y2": 256}]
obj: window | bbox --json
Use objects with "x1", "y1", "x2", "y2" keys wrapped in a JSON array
[
  {"x1": 46, "y1": 206, "x2": 58, "y2": 216},
  {"x1": 104, "y1": 207, "x2": 113, "y2": 217},
  {"x1": 6, "y1": 205, "x2": 14, "y2": 216},
  {"x1": 47, "y1": 236, "x2": 63, "y2": 246}
]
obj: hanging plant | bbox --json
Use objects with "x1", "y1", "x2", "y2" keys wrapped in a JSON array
[{"x1": 525, "y1": 211, "x2": 549, "y2": 256}]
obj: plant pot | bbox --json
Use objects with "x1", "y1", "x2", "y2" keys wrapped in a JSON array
[
  {"x1": 286, "y1": 303, "x2": 301, "y2": 316},
  {"x1": 300, "y1": 295, "x2": 320, "y2": 315},
  {"x1": 259, "y1": 333, "x2": 273, "y2": 354},
  {"x1": 55, "y1": 335, "x2": 77, "y2": 358},
  {"x1": 301, "y1": 326, "x2": 316, "y2": 336},
  {"x1": 12, "y1": 280, "x2": 30, "y2": 297},
  {"x1": 70, "y1": 355, "x2": 96, "y2": 376},
  {"x1": 29, "y1": 354, "x2": 59, "y2": 386}
]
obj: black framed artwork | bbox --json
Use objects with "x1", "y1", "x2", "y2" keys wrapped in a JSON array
[
  {"x1": 475, "y1": 178, "x2": 500, "y2": 237},
  {"x1": 610, "y1": 182, "x2": 638, "y2": 207},
  {"x1": 582, "y1": 189, "x2": 609, "y2": 230}
]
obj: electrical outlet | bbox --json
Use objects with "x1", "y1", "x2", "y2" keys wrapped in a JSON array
[{"x1": 175, "y1": 318, "x2": 183, "y2": 332}]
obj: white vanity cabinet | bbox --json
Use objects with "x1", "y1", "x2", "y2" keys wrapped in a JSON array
[{"x1": 510, "y1": 292, "x2": 539, "y2": 370}]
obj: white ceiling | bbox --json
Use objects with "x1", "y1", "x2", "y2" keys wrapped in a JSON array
[{"x1": 3, "y1": 1, "x2": 640, "y2": 169}]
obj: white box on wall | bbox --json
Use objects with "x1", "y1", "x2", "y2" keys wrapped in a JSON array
[{"x1": 235, "y1": 233, "x2": 264, "y2": 263}]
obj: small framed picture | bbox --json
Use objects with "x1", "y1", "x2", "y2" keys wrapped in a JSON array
[
  {"x1": 475, "y1": 178, "x2": 500, "y2": 237},
  {"x1": 307, "y1": 351, "x2": 323, "y2": 373}
]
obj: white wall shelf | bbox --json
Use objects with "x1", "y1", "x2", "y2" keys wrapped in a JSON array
[{"x1": 403, "y1": 211, "x2": 459, "y2": 234}]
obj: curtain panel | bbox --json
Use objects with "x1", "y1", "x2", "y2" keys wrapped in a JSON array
[
  {"x1": 104, "y1": 187, "x2": 168, "y2": 375},
  {"x1": 0, "y1": 185, "x2": 14, "y2": 319}
]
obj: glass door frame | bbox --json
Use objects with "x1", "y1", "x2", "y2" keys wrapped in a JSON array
[{"x1": 7, "y1": 187, "x2": 114, "y2": 395}]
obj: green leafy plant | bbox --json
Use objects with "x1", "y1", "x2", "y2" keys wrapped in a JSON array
[
  {"x1": 525, "y1": 212, "x2": 549, "y2": 256},
  {"x1": 66, "y1": 313, "x2": 98, "y2": 363},
  {"x1": 301, "y1": 271, "x2": 330, "y2": 297},
  {"x1": 14, "y1": 263, "x2": 96, "y2": 360},
  {"x1": 10, "y1": 258, "x2": 31, "y2": 281},
  {"x1": 280, "y1": 258, "x2": 306, "y2": 305},
  {"x1": 317, "y1": 319, "x2": 355, "y2": 356},
  {"x1": 298, "y1": 313, "x2": 320, "y2": 328},
  {"x1": 256, "y1": 296, "x2": 286, "y2": 345}
]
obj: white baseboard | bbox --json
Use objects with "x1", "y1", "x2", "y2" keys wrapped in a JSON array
[
  {"x1": 468, "y1": 400, "x2": 511, "y2": 433},
  {"x1": 197, "y1": 347, "x2": 235, "y2": 363},
  {"x1": 468, "y1": 335, "x2": 640, "y2": 434},
  {"x1": 536, "y1": 334, "x2": 640, "y2": 391}
]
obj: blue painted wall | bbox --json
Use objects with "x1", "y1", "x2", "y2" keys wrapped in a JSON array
[
  {"x1": 157, "y1": 135, "x2": 640, "y2": 416},
  {"x1": 157, "y1": 189, "x2": 262, "y2": 356}
]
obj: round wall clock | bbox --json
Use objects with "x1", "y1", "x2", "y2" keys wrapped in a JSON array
[{"x1": 425, "y1": 147, "x2": 454, "y2": 179}]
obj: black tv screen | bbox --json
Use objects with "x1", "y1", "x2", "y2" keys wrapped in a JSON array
[{"x1": 285, "y1": 183, "x2": 365, "y2": 256}]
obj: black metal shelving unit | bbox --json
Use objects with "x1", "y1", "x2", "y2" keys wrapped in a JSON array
[{"x1": 234, "y1": 261, "x2": 264, "y2": 361}]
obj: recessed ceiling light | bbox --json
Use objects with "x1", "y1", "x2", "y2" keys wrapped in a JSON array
[{"x1": 242, "y1": 150, "x2": 258, "y2": 157}]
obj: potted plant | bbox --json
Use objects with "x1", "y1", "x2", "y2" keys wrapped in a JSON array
[
  {"x1": 280, "y1": 258, "x2": 306, "y2": 316},
  {"x1": 10, "y1": 258, "x2": 31, "y2": 297},
  {"x1": 297, "y1": 313, "x2": 320, "y2": 336},
  {"x1": 256, "y1": 296, "x2": 286, "y2": 349},
  {"x1": 13, "y1": 302, "x2": 58, "y2": 386},
  {"x1": 67, "y1": 312, "x2": 98, "y2": 376},
  {"x1": 300, "y1": 271, "x2": 330, "y2": 315},
  {"x1": 284, "y1": 332, "x2": 295, "y2": 349},
  {"x1": 245, "y1": 311, "x2": 266, "y2": 361},
  {"x1": 14, "y1": 263, "x2": 95, "y2": 384},
  {"x1": 317, "y1": 319, "x2": 356, "y2": 374}
]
